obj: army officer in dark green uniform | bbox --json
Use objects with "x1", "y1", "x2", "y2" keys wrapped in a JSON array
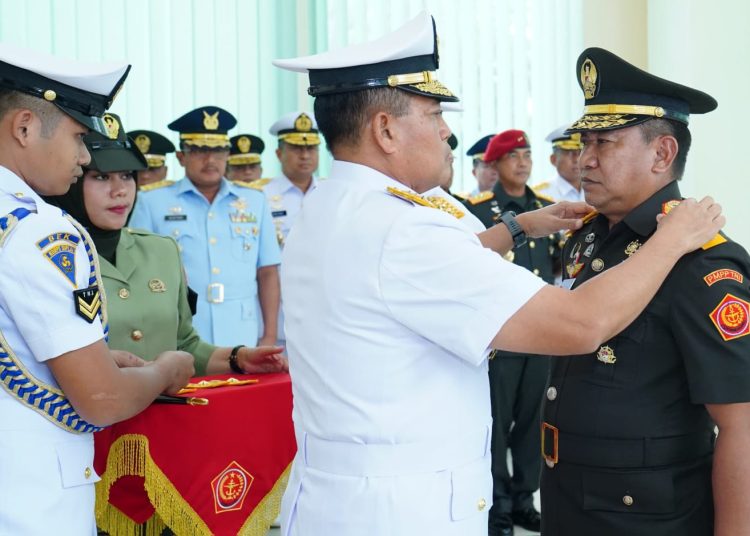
[
  {"x1": 46, "y1": 114, "x2": 288, "y2": 376},
  {"x1": 540, "y1": 48, "x2": 750, "y2": 536},
  {"x1": 465, "y1": 129, "x2": 561, "y2": 535}
]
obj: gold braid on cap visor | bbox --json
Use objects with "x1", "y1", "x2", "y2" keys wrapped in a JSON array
[
  {"x1": 228, "y1": 154, "x2": 262, "y2": 165},
  {"x1": 179, "y1": 133, "x2": 231, "y2": 148},
  {"x1": 145, "y1": 155, "x2": 167, "y2": 167},
  {"x1": 279, "y1": 132, "x2": 321, "y2": 146},
  {"x1": 570, "y1": 104, "x2": 690, "y2": 130}
]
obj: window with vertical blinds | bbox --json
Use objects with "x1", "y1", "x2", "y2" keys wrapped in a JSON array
[{"x1": 0, "y1": 0, "x2": 582, "y2": 184}]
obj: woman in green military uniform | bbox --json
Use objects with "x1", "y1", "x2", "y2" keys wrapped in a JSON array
[{"x1": 46, "y1": 114, "x2": 287, "y2": 376}]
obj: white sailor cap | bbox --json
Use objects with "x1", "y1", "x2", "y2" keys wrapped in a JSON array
[
  {"x1": 273, "y1": 11, "x2": 458, "y2": 103},
  {"x1": 0, "y1": 43, "x2": 130, "y2": 135},
  {"x1": 268, "y1": 111, "x2": 320, "y2": 146},
  {"x1": 545, "y1": 124, "x2": 583, "y2": 150}
]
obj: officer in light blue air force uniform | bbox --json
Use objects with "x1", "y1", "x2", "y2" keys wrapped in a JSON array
[{"x1": 130, "y1": 107, "x2": 281, "y2": 347}]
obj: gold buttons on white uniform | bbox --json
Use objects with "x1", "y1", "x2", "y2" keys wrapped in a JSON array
[
  {"x1": 84, "y1": 467, "x2": 92, "y2": 479},
  {"x1": 477, "y1": 498, "x2": 487, "y2": 511}
]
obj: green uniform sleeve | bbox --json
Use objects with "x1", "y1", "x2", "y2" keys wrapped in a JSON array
[{"x1": 172, "y1": 239, "x2": 216, "y2": 376}]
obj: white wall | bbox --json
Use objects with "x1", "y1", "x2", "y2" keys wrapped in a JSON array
[{"x1": 648, "y1": 0, "x2": 749, "y2": 246}]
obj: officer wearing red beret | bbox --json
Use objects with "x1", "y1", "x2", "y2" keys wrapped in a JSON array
[{"x1": 465, "y1": 129, "x2": 561, "y2": 535}]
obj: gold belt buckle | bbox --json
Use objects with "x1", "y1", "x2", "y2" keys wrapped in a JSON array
[
  {"x1": 207, "y1": 283, "x2": 224, "y2": 303},
  {"x1": 541, "y1": 422, "x2": 559, "y2": 466}
]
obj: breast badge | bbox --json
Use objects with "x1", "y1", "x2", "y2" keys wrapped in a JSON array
[
  {"x1": 148, "y1": 279, "x2": 166, "y2": 293},
  {"x1": 709, "y1": 293, "x2": 750, "y2": 341},
  {"x1": 229, "y1": 198, "x2": 257, "y2": 223},
  {"x1": 624, "y1": 240, "x2": 641, "y2": 257},
  {"x1": 596, "y1": 345, "x2": 616, "y2": 364}
]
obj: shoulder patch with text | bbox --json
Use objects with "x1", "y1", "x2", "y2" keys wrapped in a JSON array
[
  {"x1": 704, "y1": 269, "x2": 744, "y2": 287},
  {"x1": 37, "y1": 232, "x2": 80, "y2": 286}
]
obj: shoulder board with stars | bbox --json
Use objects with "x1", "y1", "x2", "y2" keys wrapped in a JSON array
[
  {"x1": 661, "y1": 199, "x2": 727, "y2": 250},
  {"x1": 386, "y1": 186, "x2": 436, "y2": 208},
  {"x1": 452, "y1": 191, "x2": 469, "y2": 200},
  {"x1": 466, "y1": 191, "x2": 494, "y2": 205},
  {"x1": 139, "y1": 179, "x2": 175, "y2": 192},
  {"x1": 424, "y1": 196, "x2": 465, "y2": 219}
]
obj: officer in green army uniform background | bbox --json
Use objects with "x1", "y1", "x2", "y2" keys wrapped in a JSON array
[
  {"x1": 127, "y1": 129, "x2": 176, "y2": 190},
  {"x1": 465, "y1": 129, "x2": 561, "y2": 535}
]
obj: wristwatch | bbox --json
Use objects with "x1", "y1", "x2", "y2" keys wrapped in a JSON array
[{"x1": 500, "y1": 211, "x2": 527, "y2": 248}]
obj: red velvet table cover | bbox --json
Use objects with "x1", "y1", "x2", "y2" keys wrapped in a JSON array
[{"x1": 94, "y1": 373, "x2": 296, "y2": 536}]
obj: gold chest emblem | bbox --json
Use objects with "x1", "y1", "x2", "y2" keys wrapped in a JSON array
[{"x1": 596, "y1": 345, "x2": 616, "y2": 364}]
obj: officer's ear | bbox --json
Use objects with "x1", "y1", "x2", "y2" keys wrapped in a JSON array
[
  {"x1": 370, "y1": 111, "x2": 398, "y2": 155},
  {"x1": 8, "y1": 108, "x2": 36, "y2": 147},
  {"x1": 175, "y1": 151, "x2": 187, "y2": 168},
  {"x1": 651, "y1": 135, "x2": 678, "y2": 175}
]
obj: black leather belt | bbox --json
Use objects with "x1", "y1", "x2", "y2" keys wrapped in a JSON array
[{"x1": 542, "y1": 422, "x2": 715, "y2": 469}]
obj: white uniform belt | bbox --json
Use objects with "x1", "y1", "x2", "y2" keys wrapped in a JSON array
[{"x1": 300, "y1": 425, "x2": 490, "y2": 477}]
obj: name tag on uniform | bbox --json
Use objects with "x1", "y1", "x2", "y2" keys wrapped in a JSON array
[
  {"x1": 272, "y1": 210, "x2": 287, "y2": 218},
  {"x1": 164, "y1": 214, "x2": 187, "y2": 221}
]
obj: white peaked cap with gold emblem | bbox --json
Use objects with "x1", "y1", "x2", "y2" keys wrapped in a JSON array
[
  {"x1": 545, "y1": 124, "x2": 583, "y2": 151},
  {"x1": 268, "y1": 111, "x2": 320, "y2": 146},
  {"x1": 273, "y1": 11, "x2": 458, "y2": 102},
  {"x1": 0, "y1": 42, "x2": 130, "y2": 135}
]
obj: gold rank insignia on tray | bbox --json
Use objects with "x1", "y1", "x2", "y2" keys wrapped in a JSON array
[
  {"x1": 709, "y1": 293, "x2": 750, "y2": 341},
  {"x1": 596, "y1": 345, "x2": 616, "y2": 364}
]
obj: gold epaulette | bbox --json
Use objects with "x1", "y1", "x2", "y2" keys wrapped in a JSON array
[
  {"x1": 467, "y1": 190, "x2": 494, "y2": 205},
  {"x1": 234, "y1": 178, "x2": 271, "y2": 191},
  {"x1": 425, "y1": 195, "x2": 465, "y2": 219},
  {"x1": 702, "y1": 232, "x2": 728, "y2": 250},
  {"x1": 139, "y1": 179, "x2": 174, "y2": 192},
  {"x1": 534, "y1": 191, "x2": 556, "y2": 204},
  {"x1": 565, "y1": 210, "x2": 599, "y2": 239},
  {"x1": 581, "y1": 210, "x2": 599, "y2": 224},
  {"x1": 452, "y1": 191, "x2": 469, "y2": 200},
  {"x1": 386, "y1": 186, "x2": 436, "y2": 208},
  {"x1": 532, "y1": 181, "x2": 550, "y2": 192}
]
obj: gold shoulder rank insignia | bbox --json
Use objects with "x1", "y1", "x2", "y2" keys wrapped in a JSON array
[
  {"x1": 581, "y1": 210, "x2": 599, "y2": 224},
  {"x1": 534, "y1": 191, "x2": 556, "y2": 204},
  {"x1": 532, "y1": 181, "x2": 550, "y2": 191},
  {"x1": 467, "y1": 190, "x2": 494, "y2": 205},
  {"x1": 564, "y1": 210, "x2": 599, "y2": 239},
  {"x1": 425, "y1": 196, "x2": 465, "y2": 219},
  {"x1": 235, "y1": 178, "x2": 272, "y2": 191},
  {"x1": 452, "y1": 191, "x2": 469, "y2": 200},
  {"x1": 386, "y1": 186, "x2": 436, "y2": 208},
  {"x1": 139, "y1": 179, "x2": 174, "y2": 192},
  {"x1": 661, "y1": 200, "x2": 726, "y2": 250}
]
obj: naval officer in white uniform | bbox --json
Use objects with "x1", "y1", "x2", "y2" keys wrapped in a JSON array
[
  {"x1": 0, "y1": 44, "x2": 193, "y2": 535},
  {"x1": 272, "y1": 12, "x2": 725, "y2": 536}
]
